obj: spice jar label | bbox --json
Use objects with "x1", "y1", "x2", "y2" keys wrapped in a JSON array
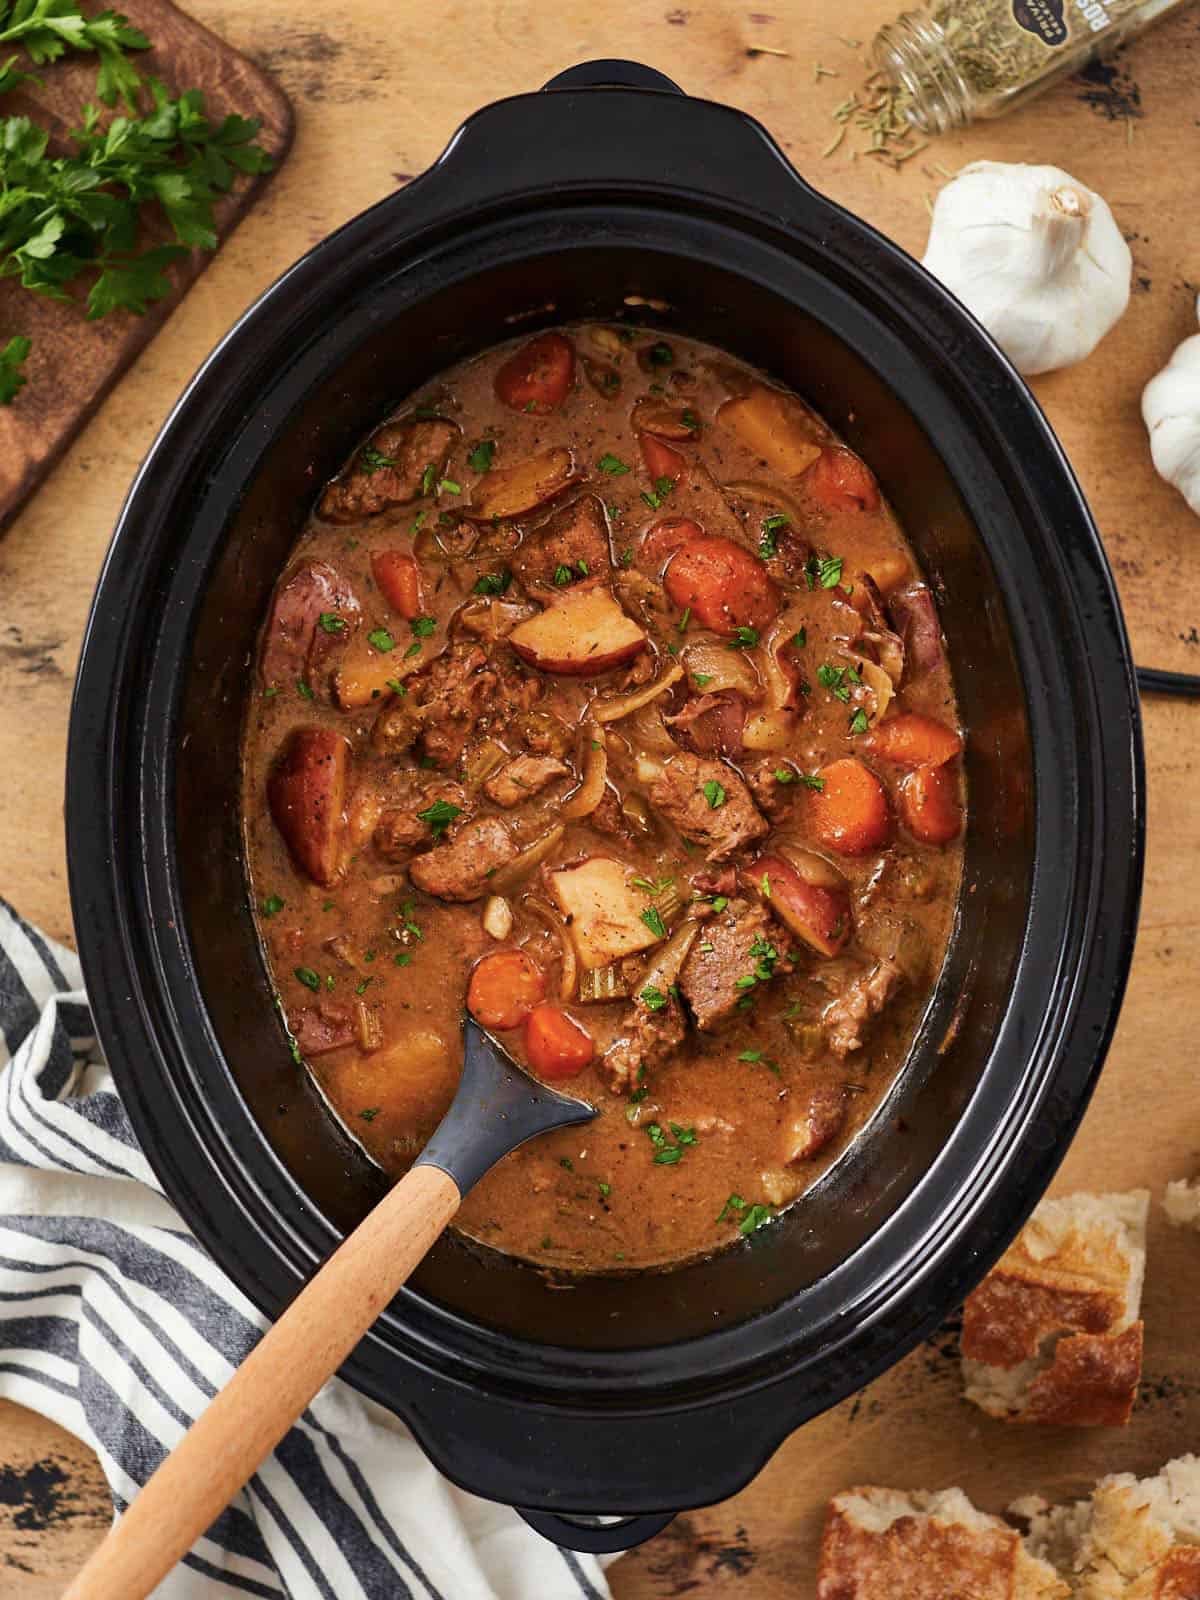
[{"x1": 1012, "y1": 0, "x2": 1068, "y2": 46}]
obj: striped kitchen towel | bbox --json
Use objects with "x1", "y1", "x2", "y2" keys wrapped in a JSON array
[{"x1": 0, "y1": 899, "x2": 612, "y2": 1600}]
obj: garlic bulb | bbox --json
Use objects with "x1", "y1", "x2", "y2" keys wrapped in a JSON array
[
  {"x1": 922, "y1": 161, "x2": 1131, "y2": 376},
  {"x1": 1142, "y1": 298, "x2": 1200, "y2": 518}
]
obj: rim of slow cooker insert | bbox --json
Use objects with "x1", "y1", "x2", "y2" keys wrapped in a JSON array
[{"x1": 67, "y1": 82, "x2": 1142, "y2": 1460}]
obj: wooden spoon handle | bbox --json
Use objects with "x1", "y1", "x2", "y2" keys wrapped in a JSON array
[{"x1": 62, "y1": 1163, "x2": 462, "y2": 1600}]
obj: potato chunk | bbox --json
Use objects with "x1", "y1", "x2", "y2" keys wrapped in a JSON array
[{"x1": 548, "y1": 857, "x2": 663, "y2": 969}]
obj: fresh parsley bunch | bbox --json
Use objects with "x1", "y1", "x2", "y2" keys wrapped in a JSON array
[{"x1": 0, "y1": 3, "x2": 272, "y2": 403}]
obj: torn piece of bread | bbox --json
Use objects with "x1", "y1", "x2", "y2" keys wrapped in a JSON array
[
  {"x1": 1023, "y1": 1456, "x2": 1200, "y2": 1598},
  {"x1": 1164, "y1": 1178, "x2": 1200, "y2": 1231},
  {"x1": 962, "y1": 1189, "x2": 1149, "y2": 1426},
  {"x1": 817, "y1": 1486, "x2": 1069, "y2": 1599}
]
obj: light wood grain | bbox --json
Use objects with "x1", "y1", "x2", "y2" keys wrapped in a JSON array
[
  {"x1": 61, "y1": 1163, "x2": 460, "y2": 1600},
  {"x1": 1, "y1": 0, "x2": 1199, "y2": 1594}
]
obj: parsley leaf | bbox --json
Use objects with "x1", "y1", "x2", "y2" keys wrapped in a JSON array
[
  {"x1": 359, "y1": 1106, "x2": 381, "y2": 1122},
  {"x1": 420, "y1": 462, "x2": 436, "y2": 495},
  {"x1": 819, "y1": 555, "x2": 844, "y2": 589},
  {"x1": 293, "y1": 966, "x2": 320, "y2": 992},
  {"x1": 849, "y1": 706, "x2": 869, "y2": 735},
  {"x1": 774, "y1": 767, "x2": 796, "y2": 784},
  {"x1": 296, "y1": 679, "x2": 314, "y2": 700},
  {"x1": 317, "y1": 611, "x2": 345, "y2": 634},
  {"x1": 681, "y1": 407, "x2": 700, "y2": 432},
  {"x1": 702, "y1": 779, "x2": 726, "y2": 810},
  {"x1": 417, "y1": 798, "x2": 461, "y2": 840},
  {"x1": 817, "y1": 663, "x2": 851, "y2": 703},
  {"x1": 473, "y1": 569, "x2": 511, "y2": 596},
  {"x1": 598, "y1": 452, "x2": 630, "y2": 476},
  {"x1": 367, "y1": 627, "x2": 395, "y2": 653},
  {"x1": 792, "y1": 628, "x2": 807, "y2": 650},
  {"x1": 553, "y1": 563, "x2": 572, "y2": 586},
  {"x1": 260, "y1": 894, "x2": 284, "y2": 916},
  {"x1": 716, "y1": 1193, "x2": 745, "y2": 1224},
  {"x1": 692, "y1": 671, "x2": 714, "y2": 687},
  {"x1": 468, "y1": 438, "x2": 496, "y2": 472},
  {"x1": 360, "y1": 445, "x2": 396, "y2": 475},
  {"x1": 640, "y1": 985, "x2": 668, "y2": 1012},
  {"x1": 800, "y1": 772, "x2": 826, "y2": 791},
  {"x1": 0, "y1": 334, "x2": 31, "y2": 404},
  {"x1": 646, "y1": 340, "x2": 673, "y2": 366},
  {"x1": 729, "y1": 625, "x2": 759, "y2": 649},
  {"x1": 738, "y1": 1203, "x2": 774, "y2": 1236},
  {"x1": 411, "y1": 615, "x2": 436, "y2": 638},
  {"x1": 640, "y1": 905, "x2": 667, "y2": 940},
  {"x1": 438, "y1": 477, "x2": 462, "y2": 496}
]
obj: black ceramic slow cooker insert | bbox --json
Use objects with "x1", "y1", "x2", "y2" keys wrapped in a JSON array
[{"x1": 66, "y1": 61, "x2": 1144, "y2": 1552}]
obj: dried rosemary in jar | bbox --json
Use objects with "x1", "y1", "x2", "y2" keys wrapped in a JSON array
[{"x1": 872, "y1": 0, "x2": 1191, "y2": 131}]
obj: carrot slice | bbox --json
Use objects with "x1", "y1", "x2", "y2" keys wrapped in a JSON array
[
  {"x1": 524, "y1": 1004, "x2": 595, "y2": 1080},
  {"x1": 371, "y1": 550, "x2": 424, "y2": 619},
  {"x1": 899, "y1": 763, "x2": 963, "y2": 846},
  {"x1": 467, "y1": 949, "x2": 547, "y2": 1031},
  {"x1": 495, "y1": 332, "x2": 575, "y2": 414},
  {"x1": 805, "y1": 757, "x2": 890, "y2": 856},
  {"x1": 806, "y1": 446, "x2": 880, "y2": 513},
  {"x1": 664, "y1": 536, "x2": 779, "y2": 635},
  {"x1": 639, "y1": 431, "x2": 686, "y2": 483},
  {"x1": 866, "y1": 712, "x2": 962, "y2": 770}
]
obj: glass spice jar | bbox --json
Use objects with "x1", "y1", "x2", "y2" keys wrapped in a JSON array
[{"x1": 872, "y1": 0, "x2": 1191, "y2": 132}]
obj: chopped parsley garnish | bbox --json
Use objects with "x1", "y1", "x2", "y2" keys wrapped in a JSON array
[
  {"x1": 473, "y1": 569, "x2": 512, "y2": 596},
  {"x1": 417, "y1": 798, "x2": 462, "y2": 839},
  {"x1": 620, "y1": 546, "x2": 634, "y2": 567},
  {"x1": 716, "y1": 1193, "x2": 745, "y2": 1224},
  {"x1": 760, "y1": 871, "x2": 771, "y2": 899},
  {"x1": 849, "y1": 706, "x2": 869, "y2": 735},
  {"x1": 359, "y1": 1107, "x2": 381, "y2": 1122},
  {"x1": 598, "y1": 1181, "x2": 612, "y2": 1198},
  {"x1": 640, "y1": 474, "x2": 675, "y2": 512},
  {"x1": 360, "y1": 445, "x2": 396, "y2": 475},
  {"x1": 261, "y1": 894, "x2": 284, "y2": 916},
  {"x1": 738, "y1": 1050, "x2": 763, "y2": 1062},
  {"x1": 734, "y1": 974, "x2": 757, "y2": 991},
  {"x1": 553, "y1": 564, "x2": 572, "y2": 586},
  {"x1": 680, "y1": 407, "x2": 701, "y2": 432},
  {"x1": 468, "y1": 438, "x2": 496, "y2": 472},
  {"x1": 702, "y1": 779, "x2": 726, "y2": 810},
  {"x1": 297, "y1": 679, "x2": 314, "y2": 700},
  {"x1": 317, "y1": 612, "x2": 346, "y2": 634},
  {"x1": 640, "y1": 905, "x2": 667, "y2": 940},
  {"x1": 385, "y1": 678, "x2": 407, "y2": 695},
  {"x1": 817, "y1": 663, "x2": 851, "y2": 703},
  {"x1": 367, "y1": 628, "x2": 395, "y2": 653},
  {"x1": 800, "y1": 772, "x2": 826, "y2": 791},
  {"x1": 677, "y1": 607, "x2": 691, "y2": 633},
  {"x1": 263, "y1": 686, "x2": 279, "y2": 698},
  {"x1": 576, "y1": 558, "x2": 589, "y2": 577},
  {"x1": 404, "y1": 641, "x2": 422, "y2": 658},
  {"x1": 792, "y1": 628, "x2": 807, "y2": 650},
  {"x1": 294, "y1": 966, "x2": 320, "y2": 992},
  {"x1": 560, "y1": 1156, "x2": 574, "y2": 1172},
  {"x1": 739, "y1": 1204, "x2": 774, "y2": 1236},
  {"x1": 774, "y1": 767, "x2": 796, "y2": 784},
  {"x1": 325, "y1": 973, "x2": 335, "y2": 991},
  {"x1": 640, "y1": 985, "x2": 668, "y2": 1011},
  {"x1": 355, "y1": 978, "x2": 373, "y2": 995},
  {"x1": 420, "y1": 462, "x2": 437, "y2": 496},
  {"x1": 646, "y1": 341, "x2": 674, "y2": 366},
  {"x1": 692, "y1": 671, "x2": 714, "y2": 687},
  {"x1": 729, "y1": 625, "x2": 759, "y2": 649},
  {"x1": 711, "y1": 895, "x2": 729, "y2": 913},
  {"x1": 438, "y1": 478, "x2": 462, "y2": 496},
  {"x1": 598, "y1": 452, "x2": 630, "y2": 476},
  {"x1": 759, "y1": 513, "x2": 789, "y2": 560},
  {"x1": 412, "y1": 615, "x2": 437, "y2": 638},
  {"x1": 645, "y1": 1121, "x2": 696, "y2": 1165},
  {"x1": 806, "y1": 552, "x2": 846, "y2": 590},
  {"x1": 410, "y1": 511, "x2": 427, "y2": 535},
  {"x1": 0, "y1": 336, "x2": 31, "y2": 406},
  {"x1": 394, "y1": 952, "x2": 412, "y2": 967}
]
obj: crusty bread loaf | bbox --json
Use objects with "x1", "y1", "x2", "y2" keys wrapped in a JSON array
[
  {"x1": 817, "y1": 1486, "x2": 1070, "y2": 1598},
  {"x1": 1023, "y1": 1456, "x2": 1200, "y2": 1598},
  {"x1": 1163, "y1": 1178, "x2": 1200, "y2": 1231},
  {"x1": 962, "y1": 1190, "x2": 1149, "y2": 1425}
]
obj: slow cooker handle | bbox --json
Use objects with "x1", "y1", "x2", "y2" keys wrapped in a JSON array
[
  {"x1": 516, "y1": 1507, "x2": 676, "y2": 1553},
  {"x1": 542, "y1": 60, "x2": 683, "y2": 94}
]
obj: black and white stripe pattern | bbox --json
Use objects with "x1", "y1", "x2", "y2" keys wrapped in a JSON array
[{"x1": 0, "y1": 900, "x2": 613, "y2": 1599}]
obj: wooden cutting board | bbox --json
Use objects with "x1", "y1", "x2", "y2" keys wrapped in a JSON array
[{"x1": 0, "y1": 0, "x2": 292, "y2": 533}]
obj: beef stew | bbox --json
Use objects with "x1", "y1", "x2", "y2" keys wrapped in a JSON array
[{"x1": 241, "y1": 325, "x2": 964, "y2": 1272}]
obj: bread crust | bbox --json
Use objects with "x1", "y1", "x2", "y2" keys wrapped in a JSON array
[{"x1": 1019, "y1": 1324, "x2": 1143, "y2": 1427}]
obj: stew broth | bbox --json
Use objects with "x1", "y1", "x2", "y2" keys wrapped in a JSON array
[{"x1": 241, "y1": 325, "x2": 963, "y2": 1271}]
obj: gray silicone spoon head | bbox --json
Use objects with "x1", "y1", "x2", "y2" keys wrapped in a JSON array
[{"x1": 415, "y1": 1016, "x2": 597, "y2": 1197}]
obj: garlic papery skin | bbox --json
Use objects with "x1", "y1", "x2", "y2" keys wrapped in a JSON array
[
  {"x1": 921, "y1": 161, "x2": 1131, "y2": 377},
  {"x1": 1142, "y1": 298, "x2": 1200, "y2": 518}
]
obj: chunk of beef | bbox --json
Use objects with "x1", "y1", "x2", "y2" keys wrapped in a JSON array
[
  {"x1": 691, "y1": 864, "x2": 737, "y2": 900},
  {"x1": 781, "y1": 1082, "x2": 847, "y2": 1164},
  {"x1": 747, "y1": 760, "x2": 796, "y2": 819},
  {"x1": 665, "y1": 692, "x2": 746, "y2": 758},
  {"x1": 847, "y1": 572, "x2": 905, "y2": 684},
  {"x1": 513, "y1": 494, "x2": 613, "y2": 592},
  {"x1": 319, "y1": 417, "x2": 459, "y2": 523},
  {"x1": 261, "y1": 561, "x2": 361, "y2": 688},
  {"x1": 601, "y1": 995, "x2": 686, "y2": 1094},
  {"x1": 411, "y1": 644, "x2": 490, "y2": 769},
  {"x1": 408, "y1": 816, "x2": 516, "y2": 902},
  {"x1": 484, "y1": 754, "x2": 570, "y2": 808},
  {"x1": 287, "y1": 1001, "x2": 354, "y2": 1057},
  {"x1": 590, "y1": 787, "x2": 632, "y2": 839},
  {"x1": 822, "y1": 958, "x2": 903, "y2": 1058},
  {"x1": 679, "y1": 901, "x2": 794, "y2": 1031},
  {"x1": 649, "y1": 753, "x2": 768, "y2": 862},
  {"x1": 887, "y1": 583, "x2": 944, "y2": 679},
  {"x1": 347, "y1": 771, "x2": 467, "y2": 858}
]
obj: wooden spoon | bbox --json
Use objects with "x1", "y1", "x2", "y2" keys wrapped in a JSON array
[{"x1": 62, "y1": 1017, "x2": 596, "y2": 1600}]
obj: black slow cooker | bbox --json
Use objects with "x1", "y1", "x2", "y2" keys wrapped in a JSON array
[{"x1": 66, "y1": 61, "x2": 1144, "y2": 1552}]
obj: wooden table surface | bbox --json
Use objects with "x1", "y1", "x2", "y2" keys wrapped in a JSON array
[{"x1": 2, "y1": 1, "x2": 1199, "y2": 1593}]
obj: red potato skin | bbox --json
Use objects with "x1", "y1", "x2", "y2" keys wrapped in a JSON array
[
  {"x1": 288, "y1": 1004, "x2": 354, "y2": 1056},
  {"x1": 866, "y1": 712, "x2": 962, "y2": 770},
  {"x1": 639, "y1": 431, "x2": 686, "y2": 482},
  {"x1": 805, "y1": 446, "x2": 881, "y2": 513},
  {"x1": 899, "y1": 763, "x2": 963, "y2": 846},
  {"x1": 524, "y1": 1004, "x2": 595, "y2": 1080},
  {"x1": 664, "y1": 537, "x2": 780, "y2": 635},
  {"x1": 467, "y1": 949, "x2": 547, "y2": 1031},
  {"x1": 267, "y1": 727, "x2": 351, "y2": 887},
  {"x1": 494, "y1": 332, "x2": 575, "y2": 414},
  {"x1": 261, "y1": 561, "x2": 359, "y2": 688},
  {"x1": 751, "y1": 855, "x2": 851, "y2": 957},
  {"x1": 371, "y1": 550, "x2": 424, "y2": 619},
  {"x1": 640, "y1": 516, "x2": 703, "y2": 571},
  {"x1": 806, "y1": 758, "x2": 890, "y2": 857}
]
